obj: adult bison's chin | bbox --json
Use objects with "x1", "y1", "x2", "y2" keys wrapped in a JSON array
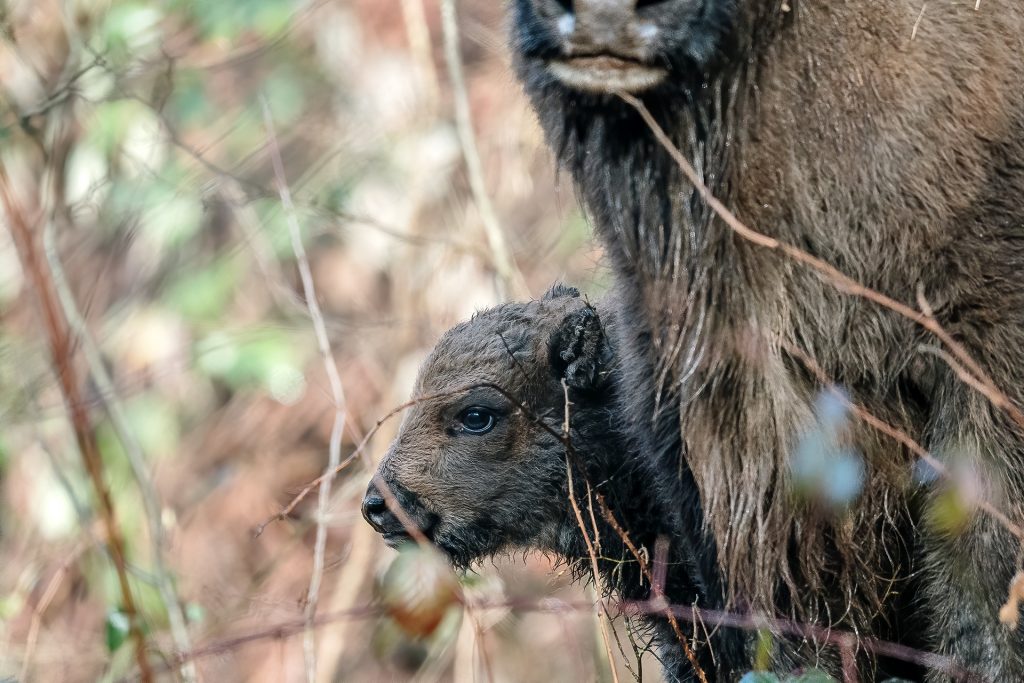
[{"x1": 509, "y1": 0, "x2": 745, "y2": 100}]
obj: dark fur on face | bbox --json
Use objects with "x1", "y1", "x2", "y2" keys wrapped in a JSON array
[
  {"x1": 364, "y1": 286, "x2": 747, "y2": 677},
  {"x1": 508, "y1": 0, "x2": 1024, "y2": 680},
  {"x1": 366, "y1": 286, "x2": 597, "y2": 565}
]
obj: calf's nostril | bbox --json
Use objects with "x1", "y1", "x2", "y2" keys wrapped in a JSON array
[{"x1": 361, "y1": 494, "x2": 387, "y2": 523}]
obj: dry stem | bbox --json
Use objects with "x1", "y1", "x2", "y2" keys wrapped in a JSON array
[
  {"x1": 0, "y1": 164, "x2": 153, "y2": 681},
  {"x1": 440, "y1": 0, "x2": 524, "y2": 299},
  {"x1": 261, "y1": 95, "x2": 349, "y2": 683}
]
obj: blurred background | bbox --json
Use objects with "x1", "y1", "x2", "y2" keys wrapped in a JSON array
[{"x1": 0, "y1": 0, "x2": 649, "y2": 680}]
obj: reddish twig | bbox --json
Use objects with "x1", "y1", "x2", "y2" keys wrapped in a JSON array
[
  {"x1": 561, "y1": 380, "x2": 623, "y2": 683},
  {"x1": 624, "y1": 600, "x2": 980, "y2": 682},
  {"x1": 0, "y1": 164, "x2": 154, "y2": 681},
  {"x1": 620, "y1": 93, "x2": 1024, "y2": 434},
  {"x1": 783, "y1": 340, "x2": 1024, "y2": 543},
  {"x1": 138, "y1": 595, "x2": 975, "y2": 681}
]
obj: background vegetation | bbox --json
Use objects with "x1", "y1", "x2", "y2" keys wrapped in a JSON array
[{"x1": 0, "y1": 0, "x2": 642, "y2": 680}]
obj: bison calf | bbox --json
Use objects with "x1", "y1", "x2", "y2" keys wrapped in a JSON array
[{"x1": 362, "y1": 285, "x2": 740, "y2": 677}]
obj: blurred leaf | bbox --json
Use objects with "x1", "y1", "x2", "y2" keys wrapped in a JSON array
[
  {"x1": 65, "y1": 144, "x2": 110, "y2": 208},
  {"x1": 196, "y1": 328, "x2": 306, "y2": 399},
  {"x1": 85, "y1": 100, "x2": 148, "y2": 156},
  {"x1": 790, "y1": 389, "x2": 864, "y2": 508},
  {"x1": 133, "y1": 576, "x2": 169, "y2": 627},
  {"x1": 121, "y1": 395, "x2": 181, "y2": 461},
  {"x1": 379, "y1": 545, "x2": 461, "y2": 639},
  {"x1": 175, "y1": 0, "x2": 296, "y2": 40},
  {"x1": 32, "y1": 473, "x2": 78, "y2": 540},
  {"x1": 105, "y1": 168, "x2": 203, "y2": 250},
  {"x1": 140, "y1": 192, "x2": 203, "y2": 250},
  {"x1": 753, "y1": 629, "x2": 773, "y2": 672},
  {"x1": 167, "y1": 71, "x2": 214, "y2": 128},
  {"x1": 250, "y1": 200, "x2": 296, "y2": 256},
  {"x1": 912, "y1": 458, "x2": 940, "y2": 485},
  {"x1": 99, "y1": 3, "x2": 164, "y2": 63},
  {"x1": 264, "y1": 65, "x2": 307, "y2": 126},
  {"x1": 186, "y1": 602, "x2": 206, "y2": 624},
  {"x1": 926, "y1": 488, "x2": 974, "y2": 537},
  {"x1": 0, "y1": 593, "x2": 22, "y2": 620},
  {"x1": 105, "y1": 609, "x2": 131, "y2": 652},
  {"x1": 165, "y1": 258, "x2": 241, "y2": 321},
  {"x1": 740, "y1": 673, "x2": 781, "y2": 683},
  {"x1": 316, "y1": 181, "x2": 354, "y2": 215},
  {"x1": 371, "y1": 616, "x2": 430, "y2": 673}
]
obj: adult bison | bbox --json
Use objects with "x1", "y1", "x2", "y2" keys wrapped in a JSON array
[{"x1": 505, "y1": 0, "x2": 1024, "y2": 680}]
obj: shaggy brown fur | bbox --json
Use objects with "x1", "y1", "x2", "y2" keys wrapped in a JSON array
[{"x1": 508, "y1": 0, "x2": 1024, "y2": 679}]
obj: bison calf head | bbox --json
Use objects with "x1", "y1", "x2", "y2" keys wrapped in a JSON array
[{"x1": 362, "y1": 285, "x2": 614, "y2": 568}]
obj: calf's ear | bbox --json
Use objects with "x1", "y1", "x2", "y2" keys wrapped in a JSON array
[
  {"x1": 542, "y1": 282, "x2": 581, "y2": 300},
  {"x1": 549, "y1": 305, "x2": 608, "y2": 390}
]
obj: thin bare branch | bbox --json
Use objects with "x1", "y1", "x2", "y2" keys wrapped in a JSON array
[
  {"x1": 619, "y1": 93, "x2": 1024, "y2": 433},
  {"x1": 439, "y1": 0, "x2": 524, "y2": 299},
  {"x1": 561, "y1": 380, "x2": 622, "y2": 683},
  {"x1": 37, "y1": 102, "x2": 196, "y2": 679},
  {"x1": 261, "y1": 95, "x2": 349, "y2": 683},
  {"x1": 621, "y1": 92, "x2": 1024, "y2": 546},
  {"x1": 44, "y1": 214, "x2": 197, "y2": 683},
  {"x1": 783, "y1": 340, "x2": 1024, "y2": 543},
  {"x1": 0, "y1": 162, "x2": 154, "y2": 682}
]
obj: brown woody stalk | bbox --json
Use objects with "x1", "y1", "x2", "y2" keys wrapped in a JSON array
[{"x1": 0, "y1": 164, "x2": 154, "y2": 682}]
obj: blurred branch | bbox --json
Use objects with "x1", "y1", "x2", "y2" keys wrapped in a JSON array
[
  {"x1": 400, "y1": 0, "x2": 440, "y2": 114},
  {"x1": 440, "y1": 0, "x2": 524, "y2": 300},
  {"x1": 0, "y1": 163, "x2": 154, "y2": 682},
  {"x1": 0, "y1": 53, "x2": 106, "y2": 140},
  {"x1": 783, "y1": 340, "x2": 1024, "y2": 544},
  {"x1": 142, "y1": 592, "x2": 971, "y2": 680},
  {"x1": 19, "y1": 543, "x2": 86, "y2": 681},
  {"x1": 141, "y1": 99, "x2": 485, "y2": 258},
  {"x1": 624, "y1": 599, "x2": 974, "y2": 681},
  {"x1": 43, "y1": 219, "x2": 198, "y2": 682},
  {"x1": 261, "y1": 95, "x2": 349, "y2": 683}
]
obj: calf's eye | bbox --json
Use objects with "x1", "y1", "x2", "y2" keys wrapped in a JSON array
[{"x1": 458, "y1": 407, "x2": 497, "y2": 434}]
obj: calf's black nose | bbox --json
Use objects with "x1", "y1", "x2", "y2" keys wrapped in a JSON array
[{"x1": 361, "y1": 483, "x2": 392, "y2": 532}]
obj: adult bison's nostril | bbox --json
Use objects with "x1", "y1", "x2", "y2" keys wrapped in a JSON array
[{"x1": 534, "y1": 0, "x2": 670, "y2": 94}]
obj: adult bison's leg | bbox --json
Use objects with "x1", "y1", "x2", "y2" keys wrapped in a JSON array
[
  {"x1": 921, "y1": 381, "x2": 1024, "y2": 682},
  {"x1": 917, "y1": 132, "x2": 1024, "y2": 681}
]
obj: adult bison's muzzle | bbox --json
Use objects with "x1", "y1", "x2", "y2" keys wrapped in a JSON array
[
  {"x1": 360, "y1": 480, "x2": 438, "y2": 549},
  {"x1": 516, "y1": 0, "x2": 724, "y2": 95}
]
